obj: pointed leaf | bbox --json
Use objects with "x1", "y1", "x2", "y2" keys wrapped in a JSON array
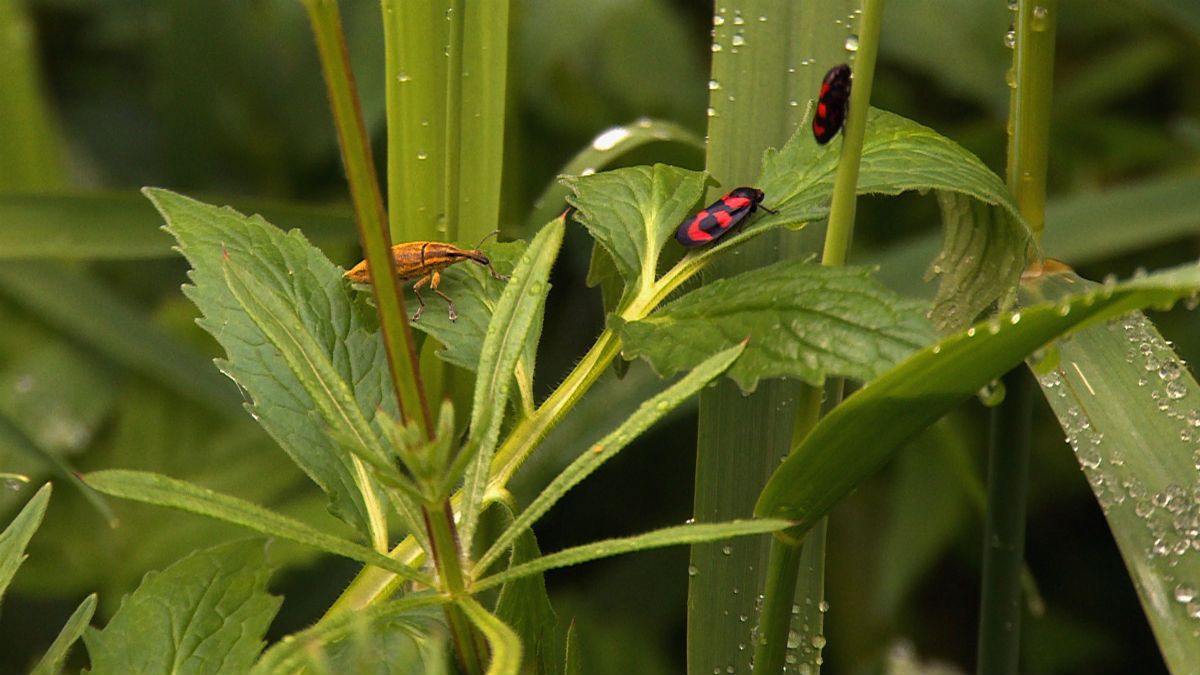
[
  {"x1": 460, "y1": 218, "x2": 565, "y2": 550},
  {"x1": 1029, "y1": 272, "x2": 1200, "y2": 674},
  {"x1": 84, "y1": 470, "x2": 433, "y2": 586},
  {"x1": 494, "y1": 506, "x2": 558, "y2": 675},
  {"x1": 474, "y1": 518, "x2": 793, "y2": 593},
  {"x1": 83, "y1": 539, "x2": 281, "y2": 675},
  {"x1": 612, "y1": 261, "x2": 933, "y2": 393},
  {"x1": 30, "y1": 593, "x2": 98, "y2": 675},
  {"x1": 563, "y1": 164, "x2": 707, "y2": 304},
  {"x1": 756, "y1": 262, "x2": 1200, "y2": 530},
  {"x1": 147, "y1": 188, "x2": 396, "y2": 539},
  {"x1": 0, "y1": 482, "x2": 51, "y2": 598},
  {"x1": 477, "y1": 343, "x2": 745, "y2": 573}
]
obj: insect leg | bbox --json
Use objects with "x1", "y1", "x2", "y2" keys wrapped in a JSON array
[
  {"x1": 429, "y1": 270, "x2": 457, "y2": 321},
  {"x1": 411, "y1": 274, "x2": 430, "y2": 321},
  {"x1": 759, "y1": 204, "x2": 779, "y2": 215}
]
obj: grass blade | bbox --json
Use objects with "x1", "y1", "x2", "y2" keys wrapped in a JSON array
[
  {"x1": 0, "y1": 483, "x2": 51, "y2": 598},
  {"x1": 29, "y1": 593, "x2": 97, "y2": 675}
]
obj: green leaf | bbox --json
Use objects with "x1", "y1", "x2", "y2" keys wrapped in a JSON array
[
  {"x1": 494, "y1": 504, "x2": 559, "y2": 675},
  {"x1": 84, "y1": 470, "x2": 433, "y2": 586},
  {"x1": 83, "y1": 539, "x2": 281, "y2": 675},
  {"x1": 148, "y1": 188, "x2": 396, "y2": 540},
  {"x1": 405, "y1": 240, "x2": 528, "y2": 372},
  {"x1": 612, "y1": 260, "x2": 933, "y2": 393},
  {"x1": 474, "y1": 518, "x2": 793, "y2": 593},
  {"x1": 460, "y1": 218, "x2": 566, "y2": 551},
  {"x1": 0, "y1": 192, "x2": 355, "y2": 260},
  {"x1": 477, "y1": 343, "x2": 746, "y2": 574},
  {"x1": 756, "y1": 262, "x2": 1200, "y2": 529},
  {"x1": 0, "y1": 0, "x2": 66, "y2": 190},
  {"x1": 250, "y1": 595, "x2": 448, "y2": 675},
  {"x1": 0, "y1": 482, "x2": 51, "y2": 599},
  {"x1": 1028, "y1": 273, "x2": 1200, "y2": 673},
  {"x1": 221, "y1": 255, "x2": 399, "y2": 546},
  {"x1": 757, "y1": 107, "x2": 1029, "y2": 334},
  {"x1": 564, "y1": 620, "x2": 582, "y2": 675},
  {"x1": 458, "y1": 597, "x2": 523, "y2": 675},
  {"x1": 562, "y1": 164, "x2": 707, "y2": 306},
  {"x1": 30, "y1": 593, "x2": 98, "y2": 675},
  {"x1": 525, "y1": 119, "x2": 705, "y2": 231}
]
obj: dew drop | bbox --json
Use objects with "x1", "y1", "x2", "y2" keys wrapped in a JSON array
[
  {"x1": 592, "y1": 126, "x2": 632, "y2": 151},
  {"x1": 1003, "y1": 29, "x2": 1016, "y2": 49},
  {"x1": 731, "y1": 32, "x2": 746, "y2": 47},
  {"x1": 844, "y1": 34, "x2": 859, "y2": 52},
  {"x1": 708, "y1": 79, "x2": 722, "y2": 91},
  {"x1": 711, "y1": 43, "x2": 723, "y2": 53},
  {"x1": 1167, "y1": 380, "x2": 1188, "y2": 400},
  {"x1": 722, "y1": 545, "x2": 733, "y2": 555}
]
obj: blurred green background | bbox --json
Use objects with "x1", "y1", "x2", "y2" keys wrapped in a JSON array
[{"x1": 1, "y1": 1, "x2": 1198, "y2": 673}]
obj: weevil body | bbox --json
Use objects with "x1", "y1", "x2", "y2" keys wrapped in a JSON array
[
  {"x1": 344, "y1": 237, "x2": 507, "y2": 322},
  {"x1": 675, "y1": 187, "x2": 777, "y2": 248}
]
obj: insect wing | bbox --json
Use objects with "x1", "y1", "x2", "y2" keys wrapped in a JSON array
[{"x1": 675, "y1": 195, "x2": 754, "y2": 248}]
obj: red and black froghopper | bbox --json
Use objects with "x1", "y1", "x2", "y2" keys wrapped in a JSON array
[
  {"x1": 675, "y1": 187, "x2": 777, "y2": 248},
  {"x1": 813, "y1": 64, "x2": 852, "y2": 145}
]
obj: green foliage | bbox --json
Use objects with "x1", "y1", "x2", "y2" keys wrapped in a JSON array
[
  {"x1": 148, "y1": 189, "x2": 396, "y2": 542},
  {"x1": 0, "y1": 483, "x2": 50, "y2": 598},
  {"x1": 757, "y1": 262, "x2": 1200, "y2": 529},
  {"x1": 83, "y1": 539, "x2": 281, "y2": 675},
  {"x1": 30, "y1": 593, "x2": 98, "y2": 675},
  {"x1": 612, "y1": 261, "x2": 932, "y2": 393}
]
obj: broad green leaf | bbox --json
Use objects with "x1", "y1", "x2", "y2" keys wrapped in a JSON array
[
  {"x1": 611, "y1": 260, "x2": 933, "y2": 393},
  {"x1": 0, "y1": 263, "x2": 242, "y2": 417},
  {"x1": 494, "y1": 503, "x2": 559, "y2": 675},
  {"x1": 0, "y1": 192, "x2": 355, "y2": 260},
  {"x1": 756, "y1": 262, "x2": 1200, "y2": 529},
  {"x1": 562, "y1": 164, "x2": 707, "y2": 306},
  {"x1": 250, "y1": 595, "x2": 448, "y2": 675},
  {"x1": 1028, "y1": 272, "x2": 1200, "y2": 674},
  {"x1": 148, "y1": 188, "x2": 396, "y2": 539},
  {"x1": 757, "y1": 107, "x2": 1029, "y2": 333},
  {"x1": 525, "y1": 119, "x2": 704, "y2": 231},
  {"x1": 405, "y1": 241, "x2": 528, "y2": 372},
  {"x1": 474, "y1": 518, "x2": 793, "y2": 593},
  {"x1": 458, "y1": 597, "x2": 523, "y2": 675},
  {"x1": 0, "y1": 483, "x2": 51, "y2": 598},
  {"x1": 83, "y1": 539, "x2": 281, "y2": 675},
  {"x1": 477, "y1": 343, "x2": 746, "y2": 573},
  {"x1": 85, "y1": 470, "x2": 433, "y2": 586},
  {"x1": 221, "y1": 256, "x2": 398, "y2": 547},
  {"x1": 30, "y1": 593, "x2": 98, "y2": 675},
  {"x1": 461, "y1": 218, "x2": 565, "y2": 551}
]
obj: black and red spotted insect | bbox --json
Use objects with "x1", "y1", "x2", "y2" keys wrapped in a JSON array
[
  {"x1": 813, "y1": 64, "x2": 852, "y2": 145},
  {"x1": 675, "y1": 187, "x2": 778, "y2": 248}
]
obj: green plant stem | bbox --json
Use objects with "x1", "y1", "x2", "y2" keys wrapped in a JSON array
[
  {"x1": 302, "y1": 0, "x2": 433, "y2": 437},
  {"x1": 752, "y1": 2, "x2": 883, "y2": 673},
  {"x1": 424, "y1": 502, "x2": 487, "y2": 675},
  {"x1": 976, "y1": 368, "x2": 1035, "y2": 674},
  {"x1": 978, "y1": 2, "x2": 1055, "y2": 673}
]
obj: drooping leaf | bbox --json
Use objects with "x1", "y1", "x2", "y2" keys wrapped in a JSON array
[
  {"x1": 756, "y1": 262, "x2": 1200, "y2": 530},
  {"x1": 460, "y1": 218, "x2": 565, "y2": 551},
  {"x1": 147, "y1": 188, "x2": 395, "y2": 540},
  {"x1": 250, "y1": 595, "x2": 448, "y2": 675},
  {"x1": 493, "y1": 503, "x2": 559, "y2": 675},
  {"x1": 83, "y1": 539, "x2": 281, "y2": 675},
  {"x1": 477, "y1": 343, "x2": 746, "y2": 574},
  {"x1": 611, "y1": 260, "x2": 933, "y2": 393},
  {"x1": 756, "y1": 107, "x2": 1030, "y2": 334},
  {"x1": 562, "y1": 164, "x2": 707, "y2": 306},
  {"x1": 30, "y1": 593, "x2": 98, "y2": 675},
  {"x1": 1028, "y1": 272, "x2": 1200, "y2": 674},
  {"x1": 84, "y1": 470, "x2": 433, "y2": 586},
  {"x1": 0, "y1": 483, "x2": 51, "y2": 599}
]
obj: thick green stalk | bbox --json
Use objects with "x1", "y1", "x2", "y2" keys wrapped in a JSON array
[
  {"x1": 425, "y1": 502, "x2": 487, "y2": 675},
  {"x1": 303, "y1": 0, "x2": 433, "y2": 436},
  {"x1": 751, "y1": 2, "x2": 883, "y2": 673},
  {"x1": 977, "y1": 2, "x2": 1056, "y2": 673}
]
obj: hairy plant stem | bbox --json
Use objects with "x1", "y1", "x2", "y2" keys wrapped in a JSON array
[
  {"x1": 977, "y1": 2, "x2": 1056, "y2": 674},
  {"x1": 425, "y1": 502, "x2": 487, "y2": 675}
]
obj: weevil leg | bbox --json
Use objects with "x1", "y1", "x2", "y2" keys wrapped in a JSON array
[
  {"x1": 411, "y1": 274, "x2": 430, "y2": 321},
  {"x1": 486, "y1": 261, "x2": 509, "y2": 282},
  {"x1": 429, "y1": 270, "x2": 457, "y2": 321}
]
